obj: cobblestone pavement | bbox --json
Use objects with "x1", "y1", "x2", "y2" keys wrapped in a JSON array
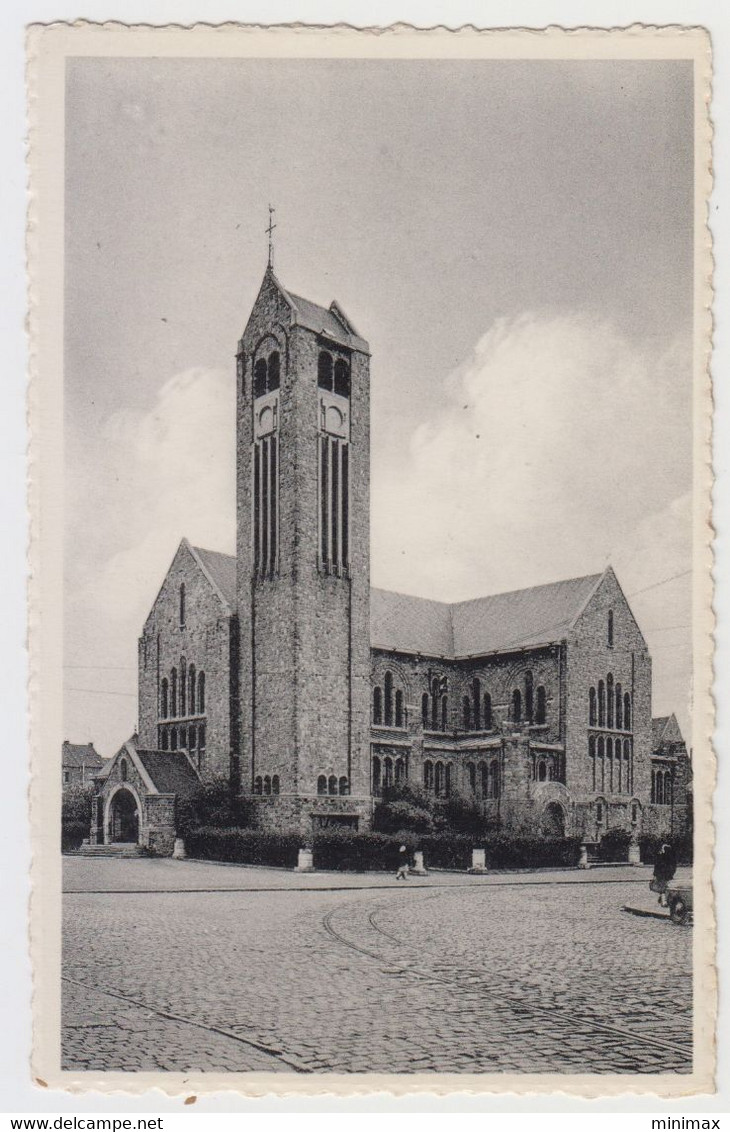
[{"x1": 62, "y1": 859, "x2": 692, "y2": 1075}]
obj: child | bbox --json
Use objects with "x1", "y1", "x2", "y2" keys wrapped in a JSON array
[{"x1": 396, "y1": 844, "x2": 410, "y2": 881}]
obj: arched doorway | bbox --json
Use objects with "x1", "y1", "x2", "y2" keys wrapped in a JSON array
[
  {"x1": 541, "y1": 801, "x2": 566, "y2": 839},
  {"x1": 109, "y1": 788, "x2": 139, "y2": 843}
]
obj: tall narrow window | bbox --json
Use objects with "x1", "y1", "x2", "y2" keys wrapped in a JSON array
[
  {"x1": 525, "y1": 671, "x2": 534, "y2": 722},
  {"x1": 318, "y1": 351, "x2": 333, "y2": 391},
  {"x1": 467, "y1": 762, "x2": 476, "y2": 792},
  {"x1": 607, "y1": 674, "x2": 614, "y2": 728},
  {"x1": 472, "y1": 678, "x2": 481, "y2": 730},
  {"x1": 651, "y1": 769, "x2": 656, "y2": 803},
  {"x1": 320, "y1": 435, "x2": 329, "y2": 565},
  {"x1": 431, "y1": 679, "x2": 439, "y2": 730},
  {"x1": 608, "y1": 609, "x2": 614, "y2": 647},
  {"x1": 607, "y1": 736, "x2": 614, "y2": 791},
  {"x1": 272, "y1": 775, "x2": 280, "y2": 795},
  {"x1": 463, "y1": 696, "x2": 471, "y2": 730},
  {"x1": 624, "y1": 692, "x2": 631, "y2": 730},
  {"x1": 536, "y1": 685, "x2": 546, "y2": 725},
  {"x1": 624, "y1": 738, "x2": 631, "y2": 794},
  {"x1": 188, "y1": 664, "x2": 196, "y2": 714},
  {"x1": 254, "y1": 357, "x2": 268, "y2": 398},
  {"x1": 319, "y1": 435, "x2": 349, "y2": 572},
  {"x1": 339, "y1": 775, "x2": 350, "y2": 795},
  {"x1": 383, "y1": 759, "x2": 393, "y2": 788},
  {"x1": 441, "y1": 694, "x2": 448, "y2": 731},
  {"x1": 512, "y1": 689, "x2": 522, "y2": 723},
  {"x1": 160, "y1": 678, "x2": 169, "y2": 719},
  {"x1": 198, "y1": 724, "x2": 206, "y2": 770},
  {"x1": 598, "y1": 680, "x2": 606, "y2": 727},
  {"x1": 435, "y1": 762, "x2": 444, "y2": 795},
  {"x1": 480, "y1": 762, "x2": 489, "y2": 797},
  {"x1": 615, "y1": 683, "x2": 623, "y2": 729},
  {"x1": 180, "y1": 657, "x2": 187, "y2": 716},
  {"x1": 331, "y1": 434, "x2": 339, "y2": 566},
  {"x1": 267, "y1": 351, "x2": 280, "y2": 391},
  {"x1": 589, "y1": 686, "x2": 597, "y2": 726},
  {"x1": 384, "y1": 672, "x2": 393, "y2": 726},
  {"x1": 597, "y1": 735, "x2": 605, "y2": 790},
  {"x1": 656, "y1": 771, "x2": 664, "y2": 805},
  {"x1": 372, "y1": 757, "x2": 381, "y2": 794},
  {"x1": 179, "y1": 583, "x2": 186, "y2": 628},
  {"x1": 254, "y1": 435, "x2": 279, "y2": 576},
  {"x1": 171, "y1": 668, "x2": 178, "y2": 717},
  {"x1": 445, "y1": 764, "x2": 452, "y2": 798},
  {"x1": 253, "y1": 442, "x2": 261, "y2": 572},
  {"x1": 198, "y1": 671, "x2": 205, "y2": 713},
  {"x1": 395, "y1": 689, "x2": 404, "y2": 728},
  {"x1": 424, "y1": 761, "x2": 433, "y2": 790},
  {"x1": 395, "y1": 759, "x2": 404, "y2": 785},
  {"x1": 483, "y1": 692, "x2": 493, "y2": 729},
  {"x1": 334, "y1": 357, "x2": 350, "y2": 397},
  {"x1": 373, "y1": 687, "x2": 383, "y2": 725},
  {"x1": 490, "y1": 759, "x2": 500, "y2": 800},
  {"x1": 421, "y1": 693, "x2": 429, "y2": 728},
  {"x1": 589, "y1": 734, "x2": 596, "y2": 790}
]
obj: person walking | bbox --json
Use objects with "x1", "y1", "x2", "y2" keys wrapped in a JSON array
[
  {"x1": 395, "y1": 844, "x2": 410, "y2": 881},
  {"x1": 652, "y1": 842, "x2": 677, "y2": 907}
]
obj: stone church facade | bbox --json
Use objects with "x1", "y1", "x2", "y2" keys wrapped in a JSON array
[{"x1": 91, "y1": 266, "x2": 692, "y2": 851}]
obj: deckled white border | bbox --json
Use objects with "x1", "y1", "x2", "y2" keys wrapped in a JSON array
[{"x1": 27, "y1": 21, "x2": 715, "y2": 1099}]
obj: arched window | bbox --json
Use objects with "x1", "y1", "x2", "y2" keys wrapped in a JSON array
[
  {"x1": 631, "y1": 801, "x2": 639, "y2": 824},
  {"x1": 624, "y1": 738, "x2": 631, "y2": 794},
  {"x1": 472, "y1": 678, "x2": 481, "y2": 730},
  {"x1": 597, "y1": 735, "x2": 605, "y2": 790},
  {"x1": 263, "y1": 775, "x2": 271, "y2": 795},
  {"x1": 435, "y1": 762, "x2": 444, "y2": 795},
  {"x1": 254, "y1": 357, "x2": 268, "y2": 398},
  {"x1": 480, "y1": 761, "x2": 489, "y2": 797},
  {"x1": 463, "y1": 696, "x2": 471, "y2": 730},
  {"x1": 188, "y1": 664, "x2": 196, "y2": 714},
  {"x1": 198, "y1": 724, "x2": 205, "y2": 767},
  {"x1": 615, "y1": 683, "x2": 623, "y2": 729},
  {"x1": 538, "y1": 760, "x2": 547, "y2": 782},
  {"x1": 598, "y1": 680, "x2": 605, "y2": 727},
  {"x1": 424, "y1": 760, "x2": 434, "y2": 791},
  {"x1": 483, "y1": 692, "x2": 493, "y2": 729},
  {"x1": 606, "y1": 674, "x2": 614, "y2": 729},
  {"x1": 179, "y1": 583, "x2": 186, "y2": 628},
  {"x1": 267, "y1": 351, "x2": 280, "y2": 391},
  {"x1": 608, "y1": 609, "x2": 614, "y2": 647},
  {"x1": 317, "y1": 774, "x2": 327, "y2": 796},
  {"x1": 490, "y1": 759, "x2": 500, "y2": 800},
  {"x1": 467, "y1": 762, "x2": 476, "y2": 792},
  {"x1": 120, "y1": 757, "x2": 128, "y2": 782},
  {"x1": 596, "y1": 800, "x2": 604, "y2": 825},
  {"x1": 328, "y1": 775, "x2": 338, "y2": 796},
  {"x1": 373, "y1": 687, "x2": 383, "y2": 725},
  {"x1": 254, "y1": 776, "x2": 263, "y2": 795},
  {"x1": 606, "y1": 736, "x2": 614, "y2": 790},
  {"x1": 384, "y1": 758, "x2": 393, "y2": 788},
  {"x1": 616, "y1": 742, "x2": 623, "y2": 792},
  {"x1": 421, "y1": 692, "x2": 429, "y2": 728},
  {"x1": 589, "y1": 734, "x2": 596, "y2": 790},
  {"x1": 512, "y1": 688, "x2": 522, "y2": 723},
  {"x1": 160, "y1": 728, "x2": 169, "y2": 751},
  {"x1": 656, "y1": 771, "x2": 664, "y2": 805},
  {"x1": 665, "y1": 772, "x2": 673, "y2": 806},
  {"x1": 334, "y1": 357, "x2": 350, "y2": 398},
  {"x1": 179, "y1": 725, "x2": 187, "y2": 750},
  {"x1": 372, "y1": 756, "x2": 381, "y2": 794},
  {"x1": 318, "y1": 351, "x2": 333, "y2": 391},
  {"x1": 445, "y1": 763, "x2": 452, "y2": 797},
  {"x1": 180, "y1": 657, "x2": 187, "y2": 716},
  {"x1": 441, "y1": 695, "x2": 448, "y2": 731},
  {"x1": 170, "y1": 727, "x2": 178, "y2": 751},
  {"x1": 525, "y1": 671, "x2": 534, "y2": 723},
  {"x1": 395, "y1": 758, "x2": 404, "y2": 785},
  {"x1": 395, "y1": 689, "x2": 404, "y2": 728},
  {"x1": 624, "y1": 692, "x2": 631, "y2": 730},
  {"x1": 272, "y1": 775, "x2": 280, "y2": 795},
  {"x1": 431, "y1": 679, "x2": 439, "y2": 730},
  {"x1": 651, "y1": 769, "x2": 656, "y2": 803},
  {"x1": 589, "y1": 686, "x2": 597, "y2": 726},
  {"x1": 160, "y1": 678, "x2": 169, "y2": 719},
  {"x1": 171, "y1": 668, "x2": 178, "y2": 716},
  {"x1": 384, "y1": 672, "x2": 393, "y2": 726},
  {"x1": 339, "y1": 775, "x2": 350, "y2": 795},
  {"x1": 535, "y1": 685, "x2": 546, "y2": 725},
  {"x1": 198, "y1": 671, "x2": 205, "y2": 713}
]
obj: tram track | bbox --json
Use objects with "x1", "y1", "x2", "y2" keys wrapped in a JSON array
[{"x1": 322, "y1": 894, "x2": 693, "y2": 1066}]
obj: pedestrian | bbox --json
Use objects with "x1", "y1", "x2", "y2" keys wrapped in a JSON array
[
  {"x1": 396, "y1": 844, "x2": 410, "y2": 881},
  {"x1": 652, "y1": 842, "x2": 677, "y2": 907}
]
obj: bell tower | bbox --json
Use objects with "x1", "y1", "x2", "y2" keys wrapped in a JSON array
[{"x1": 235, "y1": 263, "x2": 372, "y2": 834}]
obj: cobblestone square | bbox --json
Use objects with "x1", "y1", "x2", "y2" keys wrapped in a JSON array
[{"x1": 62, "y1": 858, "x2": 693, "y2": 1076}]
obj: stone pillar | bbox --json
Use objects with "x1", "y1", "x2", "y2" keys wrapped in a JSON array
[
  {"x1": 295, "y1": 847, "x2": 315, "y2": 873},
  {"x1": 468, "y1": 848, "x2": 488, "y2": 874},
  {"x1": 172, "y1": 838, "x2": 186, "y2": 860},
  {"x1": 410, "y1": 850, "x2": 427, "y2": 875},
  {"x1": 578, "y1": 844, "x2": 590, "y2": 870},
  {"x1": 628, "y1": 840, "x2": 642, "y2": 866}
]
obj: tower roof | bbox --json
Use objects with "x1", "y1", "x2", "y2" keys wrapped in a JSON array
[{"x1": 264, "y1": 268, "x2": 369, "y2": 353}]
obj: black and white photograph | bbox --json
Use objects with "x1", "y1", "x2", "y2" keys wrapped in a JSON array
[{"x1": 28, "y1": 23, "x2": 714, "y2": 1095}]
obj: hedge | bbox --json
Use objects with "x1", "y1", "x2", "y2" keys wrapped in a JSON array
[
  {"x1": 62, "y1": 820, "x2": 88, "y2": 851},
  {"x1": 185, "y1": 826, "x2": 301, "y2": 868},
  {"x1": 596, "y1": 828, "x2": 632, "y2": 862},
  {"x1": 639, "y1": 832, "x2": 693, "y2": 866}
]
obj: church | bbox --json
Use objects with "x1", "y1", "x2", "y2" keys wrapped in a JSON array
[{"x1": 89, "y1": 265, "x2": 691, "y2": 855}]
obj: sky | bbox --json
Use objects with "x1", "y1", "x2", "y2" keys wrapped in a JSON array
[{"x1": 64, "y1": 57, "x2": 695, "y2": 756}]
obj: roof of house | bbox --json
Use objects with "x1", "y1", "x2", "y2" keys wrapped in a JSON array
[
  {"x1": 652, "y1": 716, "x2": 671, "y2": 748},
  {"x1": 191, "y1": 544, "x2": 237, "y2": 609},
  {"x1": 372, "y1": 572, "x2": 603, "y2": 659},
  {"x1": 652, "y1": 713, "x2": 684, "y2": 752},
  {"x1": 62, "y1": 741, "x2": 103, "y2": 769},
  {"x1": 136, "y1": 750, "x2": 201, "y2": 799},
  {"x1": 286, "y1": 290, "x2": 369, "y2": 353}
]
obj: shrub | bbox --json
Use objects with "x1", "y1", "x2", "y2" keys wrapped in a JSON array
[
  {"x1": 176, "y1": 778, "x2": 252, "y2": 837},
  {"x1": 420, "y1": 833, "x2": 474, "y2": 869},
  {"x1": 433, "y1": 792, "x2": 490, "y2": 838},
  {"x1": 62, "y1": 785, "x2": 94, "y2": 826},
  {"x1": 313, "y1": 829, "x2": 410, "y2": 871},
  {"x1": 185, "y1": 826, "x2": 301, "y2": 867},
  {"x1": 372, "y1": 798, "x2": 433, "y2": 835},
  {"x1": 597, "y1": 828, "x2": 632, "y2": 862},
  {"x1": 482, "y1": 836, "x2": 582, "y2": 870},
  {"x1": 62, "y1": 820, "x2": 88, "y2": 851},
  {"x1": 639, "y1": 833, "x2": 693, "y2": 866}
]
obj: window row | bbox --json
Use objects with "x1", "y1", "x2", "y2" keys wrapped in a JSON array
[
  {"x1": 651, "y1": 768, "x2": 674, "y2": 806},
  {"x1": 588, "y1": 734, "x2": 633, "y2": 794},
  {"x1": 424, "y1": 759, "x2": 452, "y2": 796},
  {"x1": 254, "y1": 435, "x2": 279, "y2": 576},
  {"x1": 589, "y1": 677, "x2": 632, "y2": 730},
  {"x1": 319, "y1": 434, "x2": 349, "y2": 572},
  {"x1": 160, "y1": 664, "x2": 206, "y2": 719},
  {"x1": 508, "y1": 672, "x2": 547, "y2": 726},
  {"x1": 253, "y1": 774, "x2": 280, "y2": 795},
  {"x1": 254, "y1": 350, "x2": 281, "y2": 398},
  {"x1": 373, "y1": 673, "x2": 405, "y2": 727},
  {"x1": 158, "y1": 722, "x2": 206, "y2": 772},
  {"x1": 317, "y1": 774, "x2": 350, "y2": 796},
  {"x1": 318, "y1": 351, "x2": 351, "y2": 398},
  {"x1": 465, "y1": 759, "x2": 501, "y2": 799},
  {"x1": 372, "y1": 754, "x2": 406, "y2": 794}
]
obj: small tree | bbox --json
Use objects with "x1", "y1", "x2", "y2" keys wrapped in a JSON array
[
  {"x1": 62, "y1": 785, "x2": 95, "y2": 826},
  {"x1": 433, "y1": 790, "x2": 489, "y2": 838},
  {"x1": 176, "y1": 777, "x2": 252, "y2": 838},
  {"x1": 372, "y1": 782, "x2": 434, "y2": 835}
]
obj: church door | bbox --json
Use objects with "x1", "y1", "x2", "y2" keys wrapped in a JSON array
[
  {"x1": 110, "y1": 789, "x2": 139, "y2": 843},
  {"x1": 540, "y1": 801, "x2": 566, "y2": 839}
]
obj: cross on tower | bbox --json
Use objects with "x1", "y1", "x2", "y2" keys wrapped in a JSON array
[{"x1": 266, "y1": 205, "x2": 276, "y2": 268}]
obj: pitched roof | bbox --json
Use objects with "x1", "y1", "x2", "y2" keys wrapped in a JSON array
[
  {"x1": 62, "y1": 741, "x2": 103, "y2": 768},
  {"x1": 136, "y1": 750, "x2": 200, "y2": 799},
  {"x1": 652, "y1": 716, "x2": 671, "y2": 748},
  {"x1": 191, "y1": 545, "x2": 237, "y2": 609},
  {"x1": 371, "y1": 573, "x2": 603, "y2": 659},
  {"x1": 286, "y1": 289, "x2": 369, "y2": 353}
]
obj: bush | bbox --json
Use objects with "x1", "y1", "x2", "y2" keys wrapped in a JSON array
[
  {"x1": 185, "y1": 826, "x2": 300, "y2": 868},
  {"x1": 313, "y1": 829, "x2": 411, "y2": 871},
  {"x1": 176, "y1": 778, "x2": 252, "y2": 837},
  {"x1": 62, "y1": 820, "x2": 88, "y2": 851},
  {"x1": 372, "y1": 798, "x2": 433, "y2": 835},
  {"x1": 433, "y1": 792, "x2": 490, "y2": 838},
  {"x1": 62, "y1": 785, "x2": 94, "y2": 826},
  {"x1": 640, "y1": 833, "x2": 693, "y2": 866},
  {"x1": 597, "y1": 828, "x2": 632, "y2": 862},
  {"x1": 482, "y1": 836, "x2": 582, "y2": 870}
]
